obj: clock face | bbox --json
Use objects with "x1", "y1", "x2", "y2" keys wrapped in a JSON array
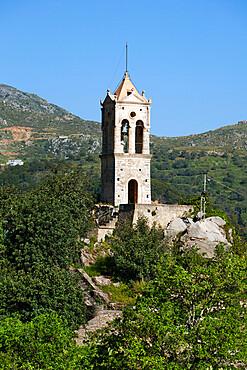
[{"x1": 130, "y1": 111, "x2": 136, "y2": 118}]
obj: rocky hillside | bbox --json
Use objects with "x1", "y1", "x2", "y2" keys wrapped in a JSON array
[
  {"x1": 151, "y1": 121, "x2": 247, "y2": 152},
  {"x1": 0, "y1": 84, "x2": 71, "y2": 115},
  {"x1": 1, "y1": 84, "x2": 247, "y2": 162},
  {"x1": 0, "y1": 84, "x2": 101, "y2": 162}
]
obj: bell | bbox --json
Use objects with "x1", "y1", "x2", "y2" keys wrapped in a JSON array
[{"x1": 122, "y1": 125, "x2": 128, "y2": 133}]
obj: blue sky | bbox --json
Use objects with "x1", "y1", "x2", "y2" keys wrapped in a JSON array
[{"x1": 1, "y1": 0, "x2": 247, "y2": 137}]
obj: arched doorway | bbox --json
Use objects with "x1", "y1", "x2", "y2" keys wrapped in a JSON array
[{"x1": 128, "y1": 179, "x2": 138, "y2": 204}]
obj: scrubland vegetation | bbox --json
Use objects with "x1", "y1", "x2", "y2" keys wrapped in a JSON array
[{"x1": 0, "y1": 169, "x2": 247, "y2": 368}]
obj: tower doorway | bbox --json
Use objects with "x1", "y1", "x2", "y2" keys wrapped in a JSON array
[{"x1": 128, "y1": 179, "x2": 138, "y2": 204}]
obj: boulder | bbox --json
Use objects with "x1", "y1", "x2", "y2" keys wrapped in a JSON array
[
  {"x1": 164, "y1": 216, "x2": 232, "y2": 258},
  {"x1": 206, "y1": 216, "x2": 226, "y2": 227},
  {"x1": 164, "y1": 217, "x2": 192, "y2": 240}
]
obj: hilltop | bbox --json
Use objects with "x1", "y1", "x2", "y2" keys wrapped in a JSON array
[
  {"x1": 0, "y1": 84, "x2": 72, "y2": 115},
  {"x1": 0, "y1": 84, "x2": 101, "y2": 162}
]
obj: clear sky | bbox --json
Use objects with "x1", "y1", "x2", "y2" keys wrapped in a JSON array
[{"x1": 1, "y1": 0, "x2": 247, "y2": 137}]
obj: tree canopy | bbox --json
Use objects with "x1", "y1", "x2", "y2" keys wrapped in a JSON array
[
  {"x1": 0, "y1": 167, "x2": 93, "y2": 328},
  {"x1": 83, "y1": 247, "x2": 247, "y2": 369}
]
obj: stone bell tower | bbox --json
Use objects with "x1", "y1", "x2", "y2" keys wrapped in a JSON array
[{"x1": 100, "y1": 71, "x2": 152, "y2": 206}]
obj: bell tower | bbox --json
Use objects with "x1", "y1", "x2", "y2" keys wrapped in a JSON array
[{"x1": 100, "y1": 71, "x2": 152, "y2": 206}]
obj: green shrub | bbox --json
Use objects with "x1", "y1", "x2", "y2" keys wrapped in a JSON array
[
  {"x1": 82, "y1": 248, "x2": 247, "y2": 369},
  {"x1": 0, "y1": 313, "x2": 82, "y2": 369},
  {"x1": 109, "y1": 217, "x2": 164, "y2": 283},
  {"x1": 0, "y1": 265, "x2": 87, "y2": 329}
]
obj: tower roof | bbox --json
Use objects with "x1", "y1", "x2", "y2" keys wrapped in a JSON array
[{"x1": 113, "y1": 72, "x2": 147, "y2": 102}]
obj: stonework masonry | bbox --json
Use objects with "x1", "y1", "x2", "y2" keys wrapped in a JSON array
[
  {"x1": 118, "y1": 204, "x2": 193, "y2": 229},
  {"x1": 100, "y1": 72, "x2": 152, "y2": 206},
  {"x1": 98, "y1": 71, "x2": 193, "y2": 241}
]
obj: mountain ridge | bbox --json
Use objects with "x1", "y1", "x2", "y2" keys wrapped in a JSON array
[
  {"x1": 0, "y1": 84, "x2": 73, "y2": 116},
  {"x1": 1, "y1": 84, "x2": 247, "y2": 158},
  {"x1": 0, "y1": 84, "x2": 101, "y2": 162}
]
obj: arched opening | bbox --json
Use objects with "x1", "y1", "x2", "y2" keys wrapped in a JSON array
[
  {"x1": 128, "y1": 179, "x2": 138, "y2": 204},
  {"x1": 135, "y1": 120, "x2": 144, "y2": 153},
  {"x1": 121, "y1": 119, "x2": 129, "y2": 153}
]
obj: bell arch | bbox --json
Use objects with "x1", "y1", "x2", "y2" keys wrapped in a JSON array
[
  {"x1": 135, "y1": 120, "x2": 144, "y2": 153},
  {"x1": 121, "y1": 119, "x2": 129, "y2": 153}
]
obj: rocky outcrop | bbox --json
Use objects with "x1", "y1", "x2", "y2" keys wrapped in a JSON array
[
  {"x1": 75, "y1": 308, "x2": 122, "y2": 345},
  {"x1": 70, "y1": 267, "x2": 123, "y2": 345},
  {"x1": 164, "y1": 216, "x2": 232, "y2": 258},
  {"x1": 80, "y1": 242, "x2": 112, "y2": 266},
  {"x1": 77, "y1": 269, "x2": 111, "y2": 305},
  {"x1": 94, "y1": 275, "x2": 112, "y2": 286}
]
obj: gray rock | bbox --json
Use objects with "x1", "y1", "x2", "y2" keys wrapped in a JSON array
[
  {"x1": 164, "y1": 217, "x2": 191, "y2": 240},
  {"x1": 180, "y1": 218, "x2": 231, "y2": 258},
  {"x1": 80, "y1": 246, "x2": 96, "y2": 266},
  {"x1": 80, "y1": 243, "x2": 112, "y2": 266},
  {"x1": 77, "y1": 269, "x2": 110, "y2": 304},
  {"x1": 207, "y1": 216, "x2": 226, "y2": 227},
  {"x1": 164, "y1": 216, "x2": 232, "y2": 258},
  {"x1": 94, "y1": 276, "x2": 112, "y2": 287}
]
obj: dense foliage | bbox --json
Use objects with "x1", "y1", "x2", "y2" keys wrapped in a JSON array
[
  {"x1": 1, "y1": 213, "x2": 247, "y2": 369},
  {"x1": 0, "y1": 158, "x2": 101, "y2": 198},
  {"x1": 0, "y1": 312, "x2": 88, "y2": 369},
  {"x1": 109, "y1": 217, "x2": 164, "y2": 283},
  {"x1": 83, "y1": 247, "x2": 247, "y2": 369},
  {"x1": 151, "y1": 145, "x2": 247, "y2": 241},
  {"x1": 0, "y1": 167, "x2": 93, "y2": 328}
]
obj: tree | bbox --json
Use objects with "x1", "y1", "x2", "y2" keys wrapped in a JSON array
[
  {"x1": 1, "y1": 167, "x2": 94, "y2": 270},
  {"x1": 0, "y1": 265, "x2": 87, "y2": 328},
  {"x1": 109, "y1": 216, "x2": 164, "y2": 283},
  {"x1": 83, "y1": 247, "x2": 247, "y2": 369},
  {"x1": 0, "y1": 167, "x2": 93, "y2": 328}
]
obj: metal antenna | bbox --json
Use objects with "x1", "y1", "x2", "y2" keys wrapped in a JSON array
[
  {"x1": 126, "y1": 42, "x2": 128, "y2": 73},
  {"x1": 200, "y1": 174, "x2": 207, "y2": 219}
]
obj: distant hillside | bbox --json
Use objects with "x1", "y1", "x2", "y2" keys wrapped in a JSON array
[
  {"x1": 0, "y1": 83, "x2": 246, "y2": 241},
  {"x1": 0, "y1": 84, "x2": 101, "y2": 162},
  {"x1": 0, "y1": 84, "x2": 72, "y2": 115},
  {"x1": 151, "y1": 122, "x2": 247, "y2": 152}
]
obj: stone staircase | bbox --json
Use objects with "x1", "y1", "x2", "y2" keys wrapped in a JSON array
[
  {"x1": 75, "y1": 308, "x2": 122, "y2": 345},
  {"x1": 74, "y1": 268, "x2": 122, "y2": 345},
  {"x1": 99, "y1": 211, "x2": 118, "y2": 227}
]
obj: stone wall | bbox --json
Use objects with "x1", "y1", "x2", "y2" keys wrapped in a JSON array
[
  {"x1": 100, "y1": 154, "x2": 115, "y2": 204},
  {"x1": 118, "y1": 203, "x2": 193, "y2": 229}
]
